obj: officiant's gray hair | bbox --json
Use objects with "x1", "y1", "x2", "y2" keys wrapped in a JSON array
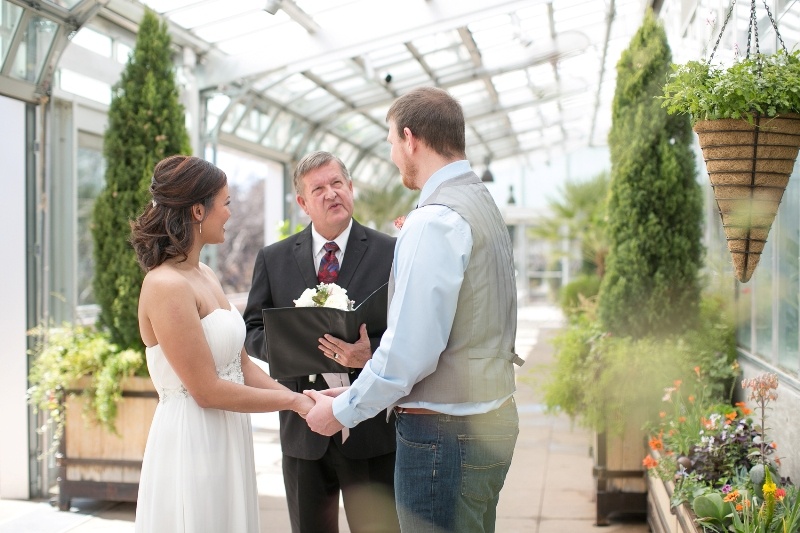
[{"x1": 293, "y1": 151, "x2": 352, "y2": 194}]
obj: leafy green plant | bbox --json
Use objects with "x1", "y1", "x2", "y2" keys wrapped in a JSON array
[
  {"x1": 645, "y1": 373, "x2": 800, "y2": 533},
  {"x1": 661, "y1": 50, "x2": 800, "y2": 124},
  {"x1": 558, "y1": 275, "x2": 602, "y2": 318},
  {"x1": 27, "y1": 324, "x2": 145, "y2": 450},
  {"x1": 544, "y1": 296, "x2": 737, "y2": 435}
]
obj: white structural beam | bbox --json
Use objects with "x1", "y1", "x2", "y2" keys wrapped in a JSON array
[{"x1": 198, "y1": 0, "x2": 545, "y2": 89}]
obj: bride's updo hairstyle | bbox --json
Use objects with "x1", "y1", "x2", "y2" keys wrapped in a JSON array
[{"x1": 130, "y1": 155, "x2": 227, "y2": 271}]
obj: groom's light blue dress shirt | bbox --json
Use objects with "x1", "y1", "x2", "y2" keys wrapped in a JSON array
[{"x1": 333, "y1": 160, "x2": 512, "y2": 427}]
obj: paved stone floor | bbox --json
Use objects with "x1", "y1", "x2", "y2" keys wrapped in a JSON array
[{"x1": 0, "y1": 301, "x2": 651, "y2": 532}]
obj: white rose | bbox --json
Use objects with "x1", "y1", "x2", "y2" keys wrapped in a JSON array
[
  {"x1": 293, "y1": 288, "x2": 317, "y2": 307},
  {"x1": 324, "y1": 291, "x2": 351, "y2": 311}
]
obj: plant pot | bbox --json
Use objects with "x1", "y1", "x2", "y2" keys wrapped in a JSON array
[
  {"x1": 56, "y1": 376, "x2": 157, "y2": 510},
  {"x1": 694, "y1": 113, "x2": 800, "y2": 282},
  {"x1": 593, "y1": 428, "x2": 648, "y2": 525},
  {"x1": 646, "y1": 472, "x2": 703, "y2": 533}
]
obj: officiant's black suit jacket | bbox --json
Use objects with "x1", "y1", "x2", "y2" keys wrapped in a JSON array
[{"x1": 243, "y1": 220, "x2": 397, "y2": 460}]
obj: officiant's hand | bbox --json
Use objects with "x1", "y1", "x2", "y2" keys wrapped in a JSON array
[
  {"x1": 303, "y1": 389, "x2": 345, "y2": 436},
  {"x1": 319, "y1": 324, "x2": 371, "y2": 368}
]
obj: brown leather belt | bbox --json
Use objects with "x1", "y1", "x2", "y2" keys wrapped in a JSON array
[{"x1": 394, "y1": 396, "x2": 514, "y2": 416}]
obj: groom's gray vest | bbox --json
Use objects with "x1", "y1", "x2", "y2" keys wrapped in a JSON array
[{"x1": 391, "y1": 172, "x2": 521, "y2": 405}]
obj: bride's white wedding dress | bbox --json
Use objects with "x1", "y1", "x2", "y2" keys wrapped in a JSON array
[{"x1": 135, "y1": 306, "x2": 260, "y2": 532}]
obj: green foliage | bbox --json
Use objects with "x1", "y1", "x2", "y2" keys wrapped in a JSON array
[
  {"x1": 558, "y1": 275, "x2": 602, "y2": 317},
  {"x1": 661, "y1": 49, "x2": 800, "y2": 124},
  {"x1": 544, "y1": 296, "x2": 737, "y2": 435},
  {"x1": 353, "y1": 181, "x2": 416, "y2": 234},
  {"x1": 532, "y1": 172, "x2": 610, "y2": 277},
  {"x1": 27, "y1": 324, "x2": 145, "y2": 449},
  {"x1": 92, "y1": 8, "x2": 191, "y2": 351},
  {"x1": 276, "y1": 219, "x2": 306, "y2": 240},
  {"x1": 599, "y1": 11, "x2": 703, "y2": 338}
]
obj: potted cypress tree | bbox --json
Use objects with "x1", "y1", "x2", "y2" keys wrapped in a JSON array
[
  {"x1": 27, "y1": 7, "x2": 191, "y2": 509},
  {"x1": 543, "y1": 11, "x2": 736, "y2": 527},
  {"x1": 661, "y1": 1, "x2": 800, "y2": 282}
]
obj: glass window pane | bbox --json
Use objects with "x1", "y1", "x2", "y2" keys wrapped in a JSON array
[
  {"x1": 71, "y1": 26, "x2": 111, "y2": 57},
  {"x1": 77, "y1": 142, "x2": 106, "y2": 306},
  {"x1": 737, "y1": 280, "x2": 752, "y2": 352},
  {"x1": 10, "y1": 15, "x2": 57, "y2": 83},
  {"x1": 754, "y1": 238, "x2": 774, "y2": 358},
  {"x1": 213, "y1": 148, "x2": 274, "y2": 294},
  {"x1": 0, "y1": 1, "x2": 24, "y2": 70},
  {"x1": 778, "y1": 168, "x2": 800, "y2": 373}
]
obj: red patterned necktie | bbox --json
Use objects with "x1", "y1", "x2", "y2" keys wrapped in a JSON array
[{"x1": 318, "y1": 241, "x2": 340, "y2": 283}]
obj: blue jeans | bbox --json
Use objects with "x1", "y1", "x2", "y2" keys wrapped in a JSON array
[{"x1": 394, "y1": 399, "x2": 519, "y2": 533}]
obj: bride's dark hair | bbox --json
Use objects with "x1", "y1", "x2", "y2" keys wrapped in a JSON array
[{"x1": 130, "y1": 155, "x2": 227, "y2": 271}]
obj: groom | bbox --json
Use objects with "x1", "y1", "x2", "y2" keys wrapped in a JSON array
[{"x1": 243, "y1": 151, "x2": 399, "y2": 533}]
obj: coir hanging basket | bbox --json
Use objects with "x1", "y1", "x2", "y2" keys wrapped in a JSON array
[{"x1": 694, "y1": 113, "x2": 800, "y2": 282}]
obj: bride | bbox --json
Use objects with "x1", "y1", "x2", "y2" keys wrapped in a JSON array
[{"x1": 130, "y1": 155, "x2": 313, "y2": 532}]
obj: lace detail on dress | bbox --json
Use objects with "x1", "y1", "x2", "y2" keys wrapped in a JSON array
[
  {"x1": 159, "y1": 385, "x2": 189, "y2": 402},
  {"x1": 218, "y1": 354, "x2": 244, "y2": 385},
  {"x1": 158, "y1": 355, "x2": 243, "y2": 402}
]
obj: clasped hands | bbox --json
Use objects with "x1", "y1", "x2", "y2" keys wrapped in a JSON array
[{"x1": 293, "y1": 324, "x2": 371, "y2": 436}]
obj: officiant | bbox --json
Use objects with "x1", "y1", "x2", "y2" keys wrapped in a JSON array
[{"x1": 243, "y1": 151, "x2": 400, "y2": 533}]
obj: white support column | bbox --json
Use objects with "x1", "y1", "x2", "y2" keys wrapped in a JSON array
[{"x1": 0, "y1": 95, "x2": 30, "y2": 499}]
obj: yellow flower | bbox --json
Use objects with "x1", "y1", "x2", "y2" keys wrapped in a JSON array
[{"x1": 763, "y1": 480, "x2": 777, "y2": 496}]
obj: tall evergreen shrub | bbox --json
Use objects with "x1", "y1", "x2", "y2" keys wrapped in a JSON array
[
  {"x1": 598, "y1": 11, "x2": 703, "y2": 338},
  {"x1": 92, "y1": 9, "x2": 191, "y2": 350}
]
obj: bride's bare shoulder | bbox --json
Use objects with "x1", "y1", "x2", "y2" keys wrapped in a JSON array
[{"x1": 142, "y1": 264, "x2": 192, "y2": 295}]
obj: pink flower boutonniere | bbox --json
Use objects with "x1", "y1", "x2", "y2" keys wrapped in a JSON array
[{"x1": 394, "y1": 216, "x2": 406, "y2": 230}]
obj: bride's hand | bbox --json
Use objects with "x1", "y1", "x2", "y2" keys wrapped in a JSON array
[{"x1": 292, "y1": 392, "x2": 316, "y2": 419}]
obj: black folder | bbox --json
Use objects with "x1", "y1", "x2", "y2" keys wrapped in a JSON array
[{"x1": 261, "y1": 282, "x2": 389, "y2": 379}]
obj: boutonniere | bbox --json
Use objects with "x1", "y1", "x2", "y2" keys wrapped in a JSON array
[
  {"x1": 394, "y1": 216, "x2": 406, "y2": 230},
  {"x1": 294, "y1": 283, "x2": 354, "y2": 311}
]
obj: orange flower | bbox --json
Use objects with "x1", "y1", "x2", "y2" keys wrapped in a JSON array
[
  {"x1": 694, "y1": 366, "x2": 701, "y2": 377},
  {"x1": 674, "y1": 379, "x2": 682, "y2": 388},
  {"x1": 642, "y1": 456, "x2": 658, "y2": 469},
  {"x1": 771, "y1": 442, "x2": 777, "y2": 449},
  {"x1": 736, "y1": 504, "x2": 743, "y2": 511},
  {"x1": 725, "y1": 412, "x2": 737, "y2": 423},
  {"x1": 735, "y1": 402, "x2": 752, "y2": 415},
  {"x1": 648, "y1": 436, "x2": 664, "y2": 451},
  {"x1": 776, "y1": 488, "x2": 786, "y2": 501},
  {"x1": 659, "y1": 411, "x2": 666, "y2": 418},
  {"x1": 723, "y1": 490, "x2": 740, "y2": 503},
  {"x1": 688, "y1": 395, "x2": 695, "y2": 404},
  {"x1": 678, "y1": 417, "x2": 686, "y2": 424}
]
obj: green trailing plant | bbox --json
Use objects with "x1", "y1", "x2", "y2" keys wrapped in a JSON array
[
  {"x1": 27, "y1": 324, "x2": 144, "y2": 449},
  {"x1": 92, "y1": 8, "x2": 190, "y2": 351},
  {"x1": 661, "y1": 49, "x2": 800, "y2": 124},
  {"x1": 598, "y1": 10, "x2": 703, "y2": 339}
]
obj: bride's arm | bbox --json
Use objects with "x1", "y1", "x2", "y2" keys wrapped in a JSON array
[{"x1": 141, "y1": 272, "x2": 309, "y2": 415}]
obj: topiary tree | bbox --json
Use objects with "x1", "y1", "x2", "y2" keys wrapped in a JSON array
[
  {"x1": 598, "y1": 10, "x2": 703, "y2": 339},
  {"x1": 92, "y1": 9, "x2": 191, "y2": 351}
]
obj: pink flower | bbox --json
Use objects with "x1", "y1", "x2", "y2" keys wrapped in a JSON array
[{"x1": 394, "y1": 216, "x2": 406, "y2": 230}]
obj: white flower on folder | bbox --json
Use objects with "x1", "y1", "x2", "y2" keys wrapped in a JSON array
[{"x1": 293, "y1": 283, "x2": 354, "y2": 311}]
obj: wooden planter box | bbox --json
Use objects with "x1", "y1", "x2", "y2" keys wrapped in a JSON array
[
  {"x1": 593, "y1": 426, "x2": 648, "y2": 525},
  {"x1": 647, "y1": 473, "x2": 703, "y2": 533},
  {"x1": 56, "y1": 376, "x2": 157, "y2": 510}
]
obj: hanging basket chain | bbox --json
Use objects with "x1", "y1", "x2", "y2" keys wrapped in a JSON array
[
  {"x1": 762, "y1": 0, "x2": 788, "y2": 54},
  {"x1": 708, "y1": 0, "x2": 787, "y2": 66},
  {"x1": 709, "y1": 0, "x2": 737, "y2": 63}
]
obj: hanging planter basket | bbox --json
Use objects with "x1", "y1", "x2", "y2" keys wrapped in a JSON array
[{"x1": 695, "y1": 113, "x2": 800, "y2": 282}]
